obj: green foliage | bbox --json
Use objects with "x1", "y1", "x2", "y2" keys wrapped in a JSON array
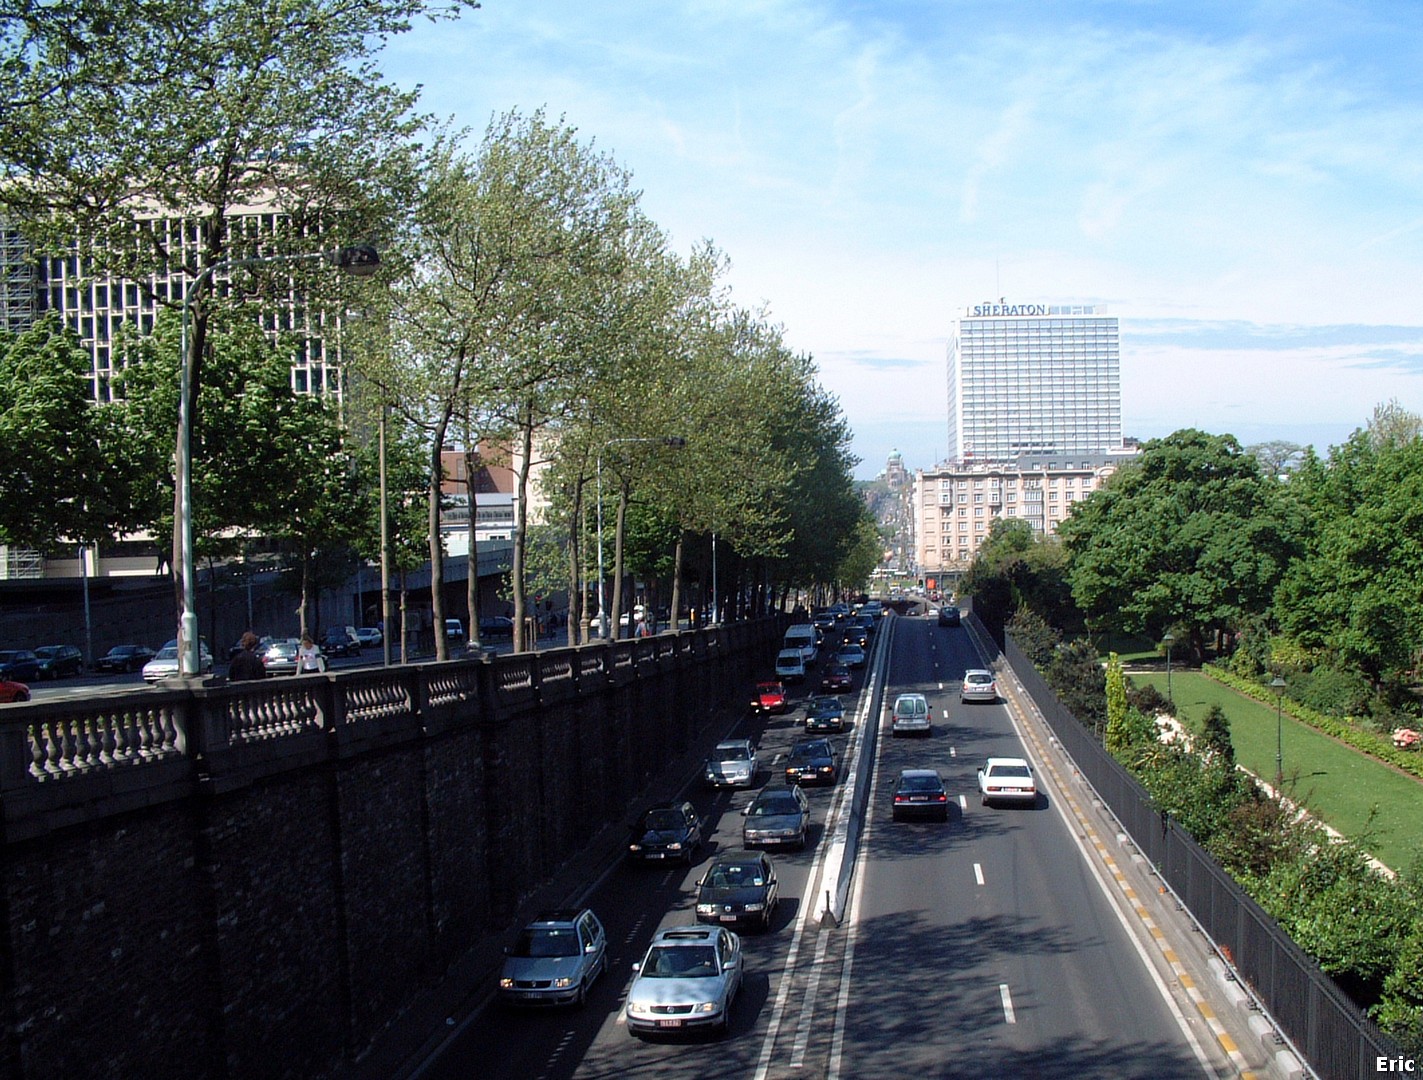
[
  {"x1": 1289, "y1": 665, "x2": 1373, "y2": 720},
  {"x1": 1046, "y1": 638, "x2": 1107, "y2": 733},
  {"x1": 1104, "y1": 653, "x2": 1129, "y2": 755},
  {"x1": 1199, "y1": 704, "x2": 1235, "y2": 766},
  {"x1": 1126, "y1": 680, "x2": 1171, "y2": 718},
  {"x1": 1006, "y1": 607, "x2": 1060, "y2": 669},
  {"x1": 1137, "y1": 744, "x2": 1255, "y2": 848},
  {"x1": 1375, "y1": 920, "x2": 1423, "y2": 1055},
  {"x1": 963, "y1": 519, "x2": 1079, "y2": 630}
]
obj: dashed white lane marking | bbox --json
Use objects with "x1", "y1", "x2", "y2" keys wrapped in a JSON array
[
  {"x1": 958, "y1": 794, "x2": 967, "y2": 810},
  {"x1": 973, "y1": 863, "x2": 985, "y2": 886},
  {"x1": 999, "y1": 984, "x2": 1017, "y2": 1024},
  {"x1": 789, "y1": 930, "x2": 831, "y2": 1067}
]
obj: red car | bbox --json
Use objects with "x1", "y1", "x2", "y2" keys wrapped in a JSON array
[
  {"x1": 820, "y1": 663, "x2": 853, "y2": 693},
  {"x1": 751, "y1": 680, "x2": 789, "y2": 715},
  {"x1": 0, "y1": 678, "x2": 31, "y2": 703}
]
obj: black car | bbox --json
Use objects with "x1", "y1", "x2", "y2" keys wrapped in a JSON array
[
  {"x1": 33, "y1": 645, "x2": 84, "y2": 679},
  {"x1": 804, "y1": 695, "x2": 845, "y2": 733},
  {"x1": 627, "y1": 801, "x2": 704, "y2": 864},
  {"x1": 891, "y1": 768, "x2": 950, "y2": 821},
  {"x1": 0, "y1": 650, "x2": 43, "y2": 682},
  {"x1": 937, "y1": 606, "x2": 961, "y2": 627},
  {"x1": 695, "y1": 850, "x2": 779, "y2": 932},
  {"x1": 784, "y1": 737, "x2": 840, "y2": 786},
  {"x1": 94, "y1": 644, "x2": 157, "y2": 673},
  {"x1": 320, "y1": 628, "x2": 360, "y2": 657},
  {"x1": 479, "y1": 616, "x2": 515, "y2": 641}
]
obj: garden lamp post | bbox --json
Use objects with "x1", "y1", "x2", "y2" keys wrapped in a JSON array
[
  {"x1": 1163, "y1": 632, "x2": 1175, "y2": 704},
  {"x1": 176, "y1": 244, "x2": 379, "y2": 677},
  {"x1": 595, "y1": 436, "x2": 686, "y2": 640},
  {"x1": 1271, "y1": 675, "x2": 1287, "y2": 788}
]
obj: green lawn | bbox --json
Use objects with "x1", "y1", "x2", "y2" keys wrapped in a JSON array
[{"x1": 1132, "y1": 671, "x2": 1423, "y2": 874}]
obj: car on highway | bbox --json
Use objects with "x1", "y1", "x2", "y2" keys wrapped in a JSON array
[
  {"x1": 842, "y1": 621, "x2": 869, "y2": 648},
  {"x1": 819, "y1": 663, "x2": 853, "y2": 693},
  {"x1": 142, "y1": 640, "x2": 214, "y2": 681},
  {"x1": 834, "y1": 642, "x2": 866, "y2": 668},
  {"x1": 0, "y1": 650, "x2": 42, "y2": 682},
  {"x1": 319, "y1": 626, "x2": 361, "y2": 658},
  {"x1": 977, "y1": 757, "x2": 1038, "y2": 807},
  {"x1": 695, "y1": 850, "x2": 779, "y2": 932},
  {"x1": 890, "y1": 692, "x2": 932, "y2": 737},
  {"x1": 625, "y1": 925, "x2": 743, "y2": 1038},
  {"x1": 784, "y1": 737, "x2": 840, "y2": 786},
  {"x1": 891, "y1": 768, "x2": 950, "y2": 821},
  {"x1": 937, "y1": 606, "x2": 961, "y2": 627},
  {"x1": 750, "y1": 680, "x2": 789, "y2": 715},
  {"x1": 704, "y1": 739, "x2": 759, "y2": 788},
  {"x1": 741, "y1": 786, "x2": 810, "y2": 850},
  {"x1": 33, "y1": 645, "x2": 84, "y2": 679},
  {"x1": 627, "y1": 801, "x2": 704, "y2": 865},
  {"x1": 804, "y1": 695, "x2": 845, "y2": 733},
  {"x1": 0, "y1": 678, "x2": 31, "y2": 703},
  {"x1": 774, "y1": 649, "x2": 806, "y2": 684},
  {"x1": 94, "y1": 644, "x2": 156, "y2": 674},
  {"x1": 261, "y1": 638, "x2": 301, "y2": 676},
  {"x1": 497, "y1": 907, "x2": 607, "y2": 1007},
  {"x1": 961, "y1": 669, "x2": 998, "y2": 703}
]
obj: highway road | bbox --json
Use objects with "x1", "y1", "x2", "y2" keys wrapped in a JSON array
[{"x1": 403, "y1": 610, "x2": 1233, "y2": 1080}]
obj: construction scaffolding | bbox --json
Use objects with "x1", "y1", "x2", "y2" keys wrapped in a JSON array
[{"x1": 0, "y1": 222, "x2": 38, "y2": 335}]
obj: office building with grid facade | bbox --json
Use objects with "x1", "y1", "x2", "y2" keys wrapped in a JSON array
[{"x1": 947, "y1": 301, "x2": 1122, "y2": 463}]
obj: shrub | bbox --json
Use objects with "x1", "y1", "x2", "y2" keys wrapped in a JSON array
[
  {"x1": 1007, "y1": 607, "x2": 1060, "y2": 669},
  {"x1": 1126, "y1": 680, "x2": 1171, "y2": 717},
  {"x1": 1048, "y1": 638, "x2": 1107, "y2": 734},
  {"x1": 1198, "y1": 703, "x2": 1234, "y2": 767},
  {"x1": 1290, "y1": 665, "x2": 1372, "y2": 719}
]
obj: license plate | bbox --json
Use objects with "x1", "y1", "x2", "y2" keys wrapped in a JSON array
[
  {"x1": 647, "y1": 853, "x2": 665, "y2": 859},
  {"x1": 657, "y1": 1019, "x2": 683, "y2": 1028},
  {"x1": 720, "y1": 914, "x2": 738, "y2": 922}
]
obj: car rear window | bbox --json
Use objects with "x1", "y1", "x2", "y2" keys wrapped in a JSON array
[{"x1": 989, "y1": 764, "x2": 1031, "y2": 778}]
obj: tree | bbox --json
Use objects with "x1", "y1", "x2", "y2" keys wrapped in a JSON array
[
  {"x1": 1199, "y1": 704, "x2": 1235, "y2": 766},
  {"x1": 1059, "y1": 429, "x2": 1294, "y2": 660},
  {"x1": 1, "y1": 0, "x2": 451, "y2": 642},
  {"x1": 1103, "y1": 653, "x2": 1129, "y2": 755}
]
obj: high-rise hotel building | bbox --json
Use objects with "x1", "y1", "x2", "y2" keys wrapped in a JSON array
[{"x1": 946, "y1": 300, "x2": 1122, "y2": 462}]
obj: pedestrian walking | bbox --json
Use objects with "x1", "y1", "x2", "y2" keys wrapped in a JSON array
[
  {"x1": 228, "y1": 632, "x2": 266, "y2": 681},
  {"x1": 298, "y1": 634, "x2": 324, "y2": 674}
]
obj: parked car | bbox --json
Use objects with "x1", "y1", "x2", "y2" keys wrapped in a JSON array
[
  {"x1": 0, "y1": 650, "x2": 42, "y2": 682},
  {"x1": 478, "y1": 616, "x2": 515, "y2": 641},
  {"x1": 704, "y1": 739, "x2": 759, "y2": 788},
  {"x1": 627, "y1": 801, "x2": 704, "y2": 864},
  {"x1": 33, "y1": 645, "x2": 84, "y2": 679},
  {"x1": 890, "y1": 692, "x2": 932, "y2": 737},
  {"x1": 262, "y1": 639, "x2": 301, "y2": 676},
  {"x1": 750, "y1": 680, "x2": 789, "y2": 715},
  {"x1": 94, "y1": 644, "x2": 156, "y2": 673},
  {"x1": 355, "y1": 627, "x2": 383, "y2": 648},
  {"x1": 0, "y1": 678, "x2": 30, "y2": 703},
  {"x1": 834, "y1": 643, "x2": 866, "y2": 669},
  {"x1": 891, "y1": 768, "x2": 950, "y2": 821},
  {"x1": 320, "y1": 627, "x2": 361, "y2": 657},
  {"x1": 497, "y1": 908, "x2": 608, "y2": 1007},
  {"x1": 695, "y1": 850, "x2": 779, "y2": 931},
  {"x1": 625, "y1": 925, "x2": 743, "y2": 1038},
  {"x1": 961, "y1": 669, "x2": 998, "y2": 704},
  {"x1": 445, "y1": 618, "x2": 464, "y2": 643},
  {"x1": 784, "y1": 737, "x2": 840, "y2": 786},
  {"x1": 142, "y1": 640, "x2": 214, "y2": 682},
  {"x1": 937, "y1": 606, "x2": 961, "y2": 627},
  {"x1": 774, "y1": 649, "x2": 806, "y2": 684},
  {"x1": 819, "y1": 663, "x2": 853, "y2": 693},
  {"x1": 804, "y1": 695, "x2": 845, "y2": 733},
  {"x1": 741, "y1": 786, "x2": 810, "y2": 850},
  {"x1": 978, "y1": 757, "x2": 1038, "y2": 807}
]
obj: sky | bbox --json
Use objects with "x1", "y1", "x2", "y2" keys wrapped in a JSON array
[{"x1": 379, "y1": 0, "x2": 1423, "y2": 479}]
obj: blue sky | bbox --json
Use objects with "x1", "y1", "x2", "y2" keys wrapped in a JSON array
[{"x1": 381, "y1": 1, "x2": 1423, "y2": 478}]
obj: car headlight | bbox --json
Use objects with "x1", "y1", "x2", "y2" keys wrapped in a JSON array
[
  {"x1": 627, "y1": 1001, "x2": 653, "y2": 1017},
  {"x1": 696, "y1": 1002, "x2": 718, "y2": 1014},
  {"x1": 744, "y1": 902, "x2": 765, "y2": 912},
  {"x1": 696, "y1": 903, "x2": 716, "y2": 915},
  {"x1": 666, "y1": 841, "x2": 683, "y2": 850},
  {"x1": 499, "y1": 977, "x2": 514, "y2": 989},
  {"x1": 628, "y1": 843, "x2": 642, "y2": 852},
  {"x1": 553, "y1": 976, "x2": 573, "y2": 988}
]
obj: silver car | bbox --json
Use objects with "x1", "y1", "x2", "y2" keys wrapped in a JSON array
[
  {"x1": 742, "y1": 786, "x2": 810, "y2": 849},
  {"x1": 890, "y1": 692, "x2": 931, "y2": 736},
  {"x1": 141, "y1": 639, "x2": 214, "y2": 681},
  {"x1": 961, "y1": 669, "x2": 998, "y2": 703},
  {"x1": 262, "y1": 638, "x2": 301, "y2": 676},
  {"x1": 498, "y1": 908, "x2": 607, "y2": 1006},
  {"x1": 625, "y1": 925, "x2": 743, "y2": 1038},
  {"x1": 704, "y1": 739, "x2": 759, "y2": 788}
]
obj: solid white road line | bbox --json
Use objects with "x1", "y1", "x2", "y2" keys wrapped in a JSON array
[
  {"x1": 1000, "y1": 984, "x2": 1017, "y2": 1024},
  {"x1": 974, "y1": 863, "x2": 986, "y2": 886}
]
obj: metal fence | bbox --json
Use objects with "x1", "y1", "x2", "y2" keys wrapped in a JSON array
[{"x1": 1002, "y1": 630, "x2": 1402, "y2": 1080}]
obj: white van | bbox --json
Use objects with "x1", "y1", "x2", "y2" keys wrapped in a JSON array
[
  {"x1": 783, "y1": 624, "x2": 819, "y2": 667},
  {"x1": 775, "y1": 649, "x2": 807, "y2": 683}
]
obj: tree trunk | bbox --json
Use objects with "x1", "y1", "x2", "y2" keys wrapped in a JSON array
[
  {"x1": 670, "y1": 532, "x2": 685, "y2": 633},
  {"x1": 610, "y1": 483, "x2": 629, "y2": 640},
  {"x1": 510, "y1": 410, "x2": 536, "y2": 653},
  {"x1": 464, "y1": 447, "x2": 482, "y2": 650},
  {"x1": 428, "y1": 424, "x2": 449, "y2": 661}
]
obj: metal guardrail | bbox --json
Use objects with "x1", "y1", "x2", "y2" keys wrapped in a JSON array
[{"x1": 1000, "y1": 629, "x2": 1402, "y2": 1080}]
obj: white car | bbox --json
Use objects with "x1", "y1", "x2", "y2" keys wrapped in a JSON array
[
  {"x1": 977, "y1": 757, "x2": 1038, "y2": 806},
  {"x1": 142, "y1": 639, "x2": 214, "y2": 681},
  {"x1": 625, "y1": 925, "x2": 743, "y2": 1038},
  {"x1": 704, "y1": 739, "x2": 759, "y2": 788},
  {"x1": 961, "y1": 669, "x2": 998, "y2": 703},
  {"x1": 775, "y1": 649, "x2": 806, "y2": 683},
  {"x1": 890, "y1": 692, "x2": 931, "y2": 737}
]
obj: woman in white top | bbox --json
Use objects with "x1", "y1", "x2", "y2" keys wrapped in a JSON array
[{"x1": 298, "y1": 635, "x2": 324, "y2": 674}]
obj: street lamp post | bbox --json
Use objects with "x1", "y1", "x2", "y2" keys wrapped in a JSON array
[
  {"x1": 1162, "y1": 632, "x2": 1175, "y2": 704},
  {"x1": 1271, "y1": 675, "x2": 1287, "y2": 788},
  {"x1": 176, "y1": 244, "x2": 379, "y2": 676},
  {"x1": 595, "y1": 436, "x2": 686, "y2": 640}
]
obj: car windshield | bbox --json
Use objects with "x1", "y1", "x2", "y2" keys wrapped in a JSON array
[
  {"x1": 753, "y1": 796, "x2": 800, "y2": 817},
  {"x1": 967, "y1": 674, "x2": 993, "y2": 685},
  {"x1": 900, "y1": 775, "x2": 941, "y2": 792},
  {"x1": 642, "y1": 810, "x2": 685, "y2": 831},
  {"x1": 641, "y1": 945, "x2": 718, "y2": 978},
  {"x1": 715, "y1": 745, "x2": 750, "y2": 761},
  {"x1": 708, "y1": 864, "x2": 762, "y2": 888},
  {"x1": 153, "y1": 646, "x2": 178, "y2": 660},
  {"x1": 990, "y1": 764, "x2": 1032, "y2": 778},
  {"x1": 513, "y1": 927, "x2": 580, "y2": 958}
]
